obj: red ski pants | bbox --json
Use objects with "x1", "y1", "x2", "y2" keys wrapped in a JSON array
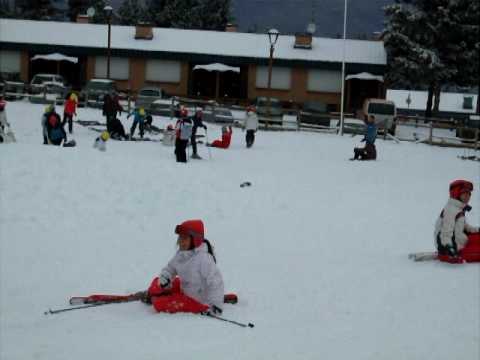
[{"x1": 147, "y1": 277, "x2": 209, "y2": 314}]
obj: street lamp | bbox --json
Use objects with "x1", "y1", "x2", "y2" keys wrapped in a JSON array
[
  {"x1": 266, "y1": 28, "x2": 279, "y2": 129},
  {"x1": 104, "y1": 5, "x2": 113, "y2": 79},
  {"x1": 339, "y1": 0, "x2": 348, "y2": 136}
]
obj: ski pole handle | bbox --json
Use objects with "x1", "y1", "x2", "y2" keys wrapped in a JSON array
[
  {"x1": 203, "y1": 312, "x2": 254, "y2": 328},
  {"x1": 44, "y1": 302, "x2": 110, "y2": 315}
]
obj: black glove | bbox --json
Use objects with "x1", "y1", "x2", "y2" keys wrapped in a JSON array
[
  {"x1": 203, "y1": 125, "x2": 207, "y2": 130},
  {"x1": 136, "y1": 291, "x2": 152, "y2": 305},
  {"x1": 445, "y1": 244, "x2": 458, "y2": 257},
  {"x1": 203, "y1": 305, "x2": 222, "y2": 315},
  {"x1": 159, "y1": 275, "x2": 170, "y2": 288}
]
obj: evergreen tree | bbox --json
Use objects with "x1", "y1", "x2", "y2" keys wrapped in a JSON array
[
  {"x1": 384, "y1": 0, "x2": 479, "y2": 117},
  {"x1": 68, "y1": 0, "x2": 88, "y2": 21},
  {"x1": 15, "y1": 0, "x2": 56, "y2": 20},
  {"x1": 162, "y1": 0, "x2": 202, "y2": 29},
  {"x1": 147, "y1": 0, "x2": 168, "y2": 27},
  {"x1": 198, "y1": 0, "x2": 231, "y2": 31},
  {"x1": 118, "y1": 0, "x2": 148, "y2": 25},
  {"x1": 0, "y1": 0, "x2": 14, "y2": 18},
  {"x1": 86, "y1": 0, "x2": 110, "y2": 24}
]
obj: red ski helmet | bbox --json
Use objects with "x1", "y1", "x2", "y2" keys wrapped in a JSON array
[
  {"x1": 449, "y1": 180, "x2": 473, "y2": 199},
  {"x1": 175, "y1": 219, "x2": 205, "y2": 248}
]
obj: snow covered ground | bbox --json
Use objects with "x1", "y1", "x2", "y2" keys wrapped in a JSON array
[{"x1": 0, "y1": 101, "x2": 479, "y2": 360}]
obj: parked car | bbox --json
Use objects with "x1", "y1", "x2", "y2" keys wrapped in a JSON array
[
  {"x1": 135, "y1": 87, "x2": 164, "y2": 109},
  {"x1": 300, "y1": 101, "x2": 330, "y2": 127},
  {"x1": 212, "y1": 107, "x2": 234, "y2": 123},
  {"x1": 29, "y1": 73, "x2": 70, "y2": 104},
  {"x1": 456, "y1": 114, "x2": 480, "y2": 140},
  {"x1": 255, "y1": 97, "x2": 283, "y2": 117},
  {"x1": 3, "y1": 81, "x2": 26, "y2": 101},
  {"x1": 82, "y1": 78, "x2": 117, "y2": 108},
  {"x1": 362, "y1": 98, "x2": 397, "y2": 135},
  {"x1": 335, "y1": 118, "x2": 366, "y2": 135},
  {"x1": 149, "y1": 98, "x2": 179, "y2": 117}
]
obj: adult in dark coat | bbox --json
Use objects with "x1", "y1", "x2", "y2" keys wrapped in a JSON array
[{"x1": 190, "y1": 109, "x2": 207, "y2": 159}]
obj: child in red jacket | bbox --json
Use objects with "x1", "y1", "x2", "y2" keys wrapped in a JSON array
[
  {"x1": 63, "y1": 93, "x2": 78, "y2": 134},
  {"x1": 207, "y1": 126, "x2": 232, "y2": 149}
]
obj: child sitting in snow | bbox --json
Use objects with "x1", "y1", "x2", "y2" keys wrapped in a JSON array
[
  {"x1": 93, "y1": 131, "x2": 110, "y2": 152},
  {"x1": 45, "y1": 109, "x2": 67, "y2": 146},
  {"x1": 351, "y1": 115, "x2": 377, "y2": 160},
  {"x1": 162, "y1": 124, "x2": 176, "y2": 146},
  {"x1": 141, "y1": 219, "x2": 224, "y2": 315},
  {"x1": 207, "y1": 126, "x2": 232, "y2": 149},
  {"x1": 434, "y1": 180, "x2": 480, "y2": 263}
]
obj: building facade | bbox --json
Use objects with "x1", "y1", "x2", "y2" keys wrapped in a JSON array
[{"x1": 0, "y1": 19, "x2": 387, "y2": 112}]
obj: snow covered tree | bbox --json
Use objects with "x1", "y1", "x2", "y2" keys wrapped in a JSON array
[
  {"x1": 147, "y1": 0, "x2": 169, "y2": 27},
  {"x1": 118, "y1": 0, "x2": 148, "y2": 25},
  {"x1": 86, "y1": 0, "x2": 110, "y2": 24},
  {"x1": 384, "y1": 0, "x2": 479, "y2": 117},
  {"x1": 198, "y1": 0, "x2": 231, "y2": 31},
  {"x1": 68, "y1": 0, "x2": 88, "y2": 21},
  {"x1": 158, "y1": 0, "x2": 231, "y2": 30},
  {"x1": 15, "y1": 0, "x2": 56, "y2": 20},
  {"x1": 161, "y1": 0, "x2": 202, "y2": 29}
]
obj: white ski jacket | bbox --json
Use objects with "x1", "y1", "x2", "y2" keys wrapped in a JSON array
[
  {"x1": 244, "y1": 112, "x2": 259, "y2": 131},
  {"x1": 434, "y1": 198, "x2": 479, "y2": 250},
  {"x1": 160, "y1": 242, "x2": 224, "y2": 310}
]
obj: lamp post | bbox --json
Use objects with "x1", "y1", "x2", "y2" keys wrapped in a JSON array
[
  {"x1": 104, "y1": 5, "x2": 113, "y2": 79},
  {"x1": 339, "y1": 0, "x2": 348, "y2": 136},
  {"x1": 266, "y1": 28, "x2": 279, "y2": 129}
]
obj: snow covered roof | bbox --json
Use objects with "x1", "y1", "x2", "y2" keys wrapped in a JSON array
[
  {"x1": 387, "y1": 89, "x2": 478, "y2": 114},
  {"x1": 31, "y1": 52, "x2": 78, "y2": 63},
  {"x1": 193, "y1": 63, "x2": 240, "y2": 73},
  {"x1": 346, "y1": 72, "x2": 384, "y2": 82},
  {"x1": 0, "y1": 19, "x2": 386, "y2": 66}
]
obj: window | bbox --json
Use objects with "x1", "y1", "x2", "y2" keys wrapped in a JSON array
[
  {"x1": 0, "y1": 50, "x2": 21, "y2": 73},
  {"x1": 307, "y1": 70, "x2": 342, "y2": 93},
  {"x1": 256, "y1": 66, "x2": 291, "y2": 90},
  {"x1": 146, "y1": 60, "x2": 181, "y2": 83},
  {"x1": 95, "y1": 57, "x2": 129, "y2": 80}
]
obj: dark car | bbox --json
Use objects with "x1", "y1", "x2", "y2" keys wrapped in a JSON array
[
  {"x1": 300, "y1": 101, "x2": 331, "y2": 127},
  {"x1": 135, "y1": 87, "x2": 164, "y2": 110},
  {"x1": 82, "y1": 78, "x2": 117, "y2": 108},
  {"x1": 255, "y1": 97, "x2": 283, "y2": 117}
]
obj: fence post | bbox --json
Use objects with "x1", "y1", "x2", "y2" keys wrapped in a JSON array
[
  {"x1": 475, "y1": 128, "x2": 479, "y2": 152},
  {"x1": 428, "y1": 122, "x2": 433, "y2": 144}
]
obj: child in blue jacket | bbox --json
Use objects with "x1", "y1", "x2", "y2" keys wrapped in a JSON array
[
  {"x1": 352, "y1": 115, "x2": 377, "y2": 160},
  {"x1": 128, "y1": 107, "x2": 146, "y2": 139}
]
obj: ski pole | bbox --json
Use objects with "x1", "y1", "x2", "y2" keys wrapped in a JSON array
[
  {"x1": 44, "y1": 302, "x2": 115, "y2": 315},
  {"x1": 203, "y1": 312, "x2": 254, "y2": 328},
  {"x1": 205, "y1": 129, "x2": 212, "y2": 160}
]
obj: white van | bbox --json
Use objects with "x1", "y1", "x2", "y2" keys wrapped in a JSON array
[{"x1": 362, "y1": 98, "x2": 397, "y2": 135}]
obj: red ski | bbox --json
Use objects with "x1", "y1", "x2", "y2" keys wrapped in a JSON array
[{"x1": 69, "y1": 293, "x2": 238, "y2": 305}]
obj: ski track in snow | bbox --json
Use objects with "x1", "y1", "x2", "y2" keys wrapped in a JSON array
[{"x1": 0, "y1": 101, "x2": 479, "y2": 360}]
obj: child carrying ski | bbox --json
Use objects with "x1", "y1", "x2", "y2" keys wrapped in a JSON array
[
  {"x1": 434, "y1": 180, "x2": 480, "y2": 263},
  {"x1": 207, "y1": 126, "x2": 232, "y2": 149},
  {"x1": 142, "y1": 219, "x2": 224, "y2": 315}
]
